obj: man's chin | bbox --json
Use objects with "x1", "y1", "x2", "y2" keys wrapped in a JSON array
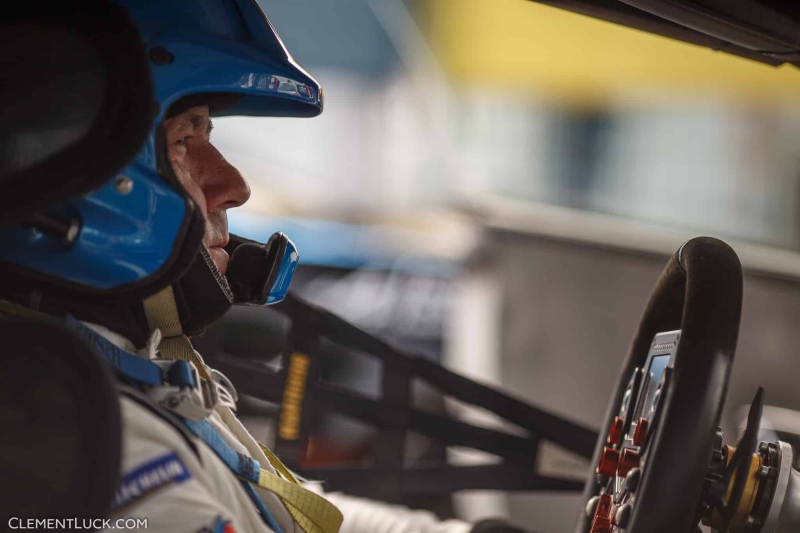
[{"x1": 207, "y1": 246, "x2": 230, "y2": 275}]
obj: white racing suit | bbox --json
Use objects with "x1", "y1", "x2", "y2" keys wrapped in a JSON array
[{"x1": 92, "y1": 323, "x2": 472, "y2": 533}]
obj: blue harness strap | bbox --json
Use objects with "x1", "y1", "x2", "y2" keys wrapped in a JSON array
[
  {"x1": 182, "y1": 419, "x2": 260, "y2": 482},
  {"x1": 64, "y1": 315, "x2": 162, "y2": 386},
  {"x1": 242, "y1": 481, "x2": 286, "y2": 533},
  {"x1": 182, "y1": 418, "x2": 285, "y2": 533},
  {"x1": 64, "y1": 316, "x2": 284, "y2": 533}
]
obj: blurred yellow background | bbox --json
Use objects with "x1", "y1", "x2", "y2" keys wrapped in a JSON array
[{"x1": 425, "y1": 0, "x2": 800, "y2": 106}]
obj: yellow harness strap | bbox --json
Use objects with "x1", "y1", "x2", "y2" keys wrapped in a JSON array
[
  {"x1": 255, "y1": 443, "x2": 343, "y2": 533},
  {"x1": 259, "y1": 442, "x2": 301, "y2": 485},
  {"x1": 141, "y1": 289, "x2": 343, "y2": 533},
  {"x1": 142, "y1": 287, "x2": 211, "y2": 381},
  {"x1": 253, "y1": 466, "x2": 342, "y2": 533}
]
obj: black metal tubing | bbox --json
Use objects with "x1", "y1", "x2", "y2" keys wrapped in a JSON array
[
  {"x1": 208, "y1": 285, "x2": 603, "y2": 495},
  {"x1": 207, "y1": 354, "x2": 540, "y2": 463},
  {"x1": 413, "y1": 356, "x2": 596, "y2": 458},
  {"x1": 278, "y1": 293, "x2": 598, "y2": 459}
]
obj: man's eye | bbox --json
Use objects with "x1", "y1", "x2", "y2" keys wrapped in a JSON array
[{"x1": 175, "y1": 137, "x2": 188, "y2": 148}]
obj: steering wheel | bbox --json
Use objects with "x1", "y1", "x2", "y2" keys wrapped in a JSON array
[{"x1": 576, "y1": 237, "x2": 743, "y2": 533}]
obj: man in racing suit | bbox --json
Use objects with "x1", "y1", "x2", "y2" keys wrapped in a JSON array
[
  {"x1": 0, "y1": 1, "x2": 528, "y2": 532},
  {"x1": 102, "y1": 101, "x2": 481, "y2": 533}
]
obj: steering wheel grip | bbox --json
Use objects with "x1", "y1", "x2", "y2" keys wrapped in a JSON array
[{"x1": 576, "y1": 237, "x2": 743, "y2": 533}]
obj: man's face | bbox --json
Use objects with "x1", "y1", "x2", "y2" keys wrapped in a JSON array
[{"x1": 163, "y1": 105, "x2": 251, "y2": 275}]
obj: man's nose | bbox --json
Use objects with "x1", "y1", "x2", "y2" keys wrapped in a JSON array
[{"x1": 200, "y1": 144, "x2": 251, "y2": 212}]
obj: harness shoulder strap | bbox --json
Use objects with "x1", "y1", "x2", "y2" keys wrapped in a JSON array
[
  {"x1": 142, "y1": 288, "x2": 342, "y2": 533},
  {"x1": 116, "y1": 383, "x2": 203, "y2": 462},
  {"x1": 259, "y1": 442, "x2": 301, "y2": 485},
  {"x1": 255, "y1": 467, "x2": 342, "y2": 533}
]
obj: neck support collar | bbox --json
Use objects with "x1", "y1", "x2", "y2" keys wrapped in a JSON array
[{"x1": 0, "y1": 232, "x2": 299, "y2": 346}]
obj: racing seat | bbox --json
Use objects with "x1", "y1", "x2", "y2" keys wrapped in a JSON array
[
  {"x1": 0, "y1": 1, "x2": 154, "y2": 521},
  {"x1": 0, "y1": 316, "x2": 122, "y2": 520}
]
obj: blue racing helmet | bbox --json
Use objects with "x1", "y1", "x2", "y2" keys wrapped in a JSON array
[{"x1": 0, "y1": 0, "x2": 318, "y2": 303}]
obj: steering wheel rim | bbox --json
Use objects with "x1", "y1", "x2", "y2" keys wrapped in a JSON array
[{"x1": 576, "y1": 236, "x2": 743, "y2": 533}]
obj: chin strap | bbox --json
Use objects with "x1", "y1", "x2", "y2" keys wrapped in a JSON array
[{"x1": 143, "y1": 286, "x2": 211, "y2": 381}]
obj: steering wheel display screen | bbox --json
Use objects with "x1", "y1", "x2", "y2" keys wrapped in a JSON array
[{"x1": 639, "y1": 353, "x2": 670, "y2": 420}]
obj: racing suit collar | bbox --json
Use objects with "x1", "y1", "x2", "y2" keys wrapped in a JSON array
[{"x1": 82, "y1": 320, "x2": 162, "y2": 361}]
